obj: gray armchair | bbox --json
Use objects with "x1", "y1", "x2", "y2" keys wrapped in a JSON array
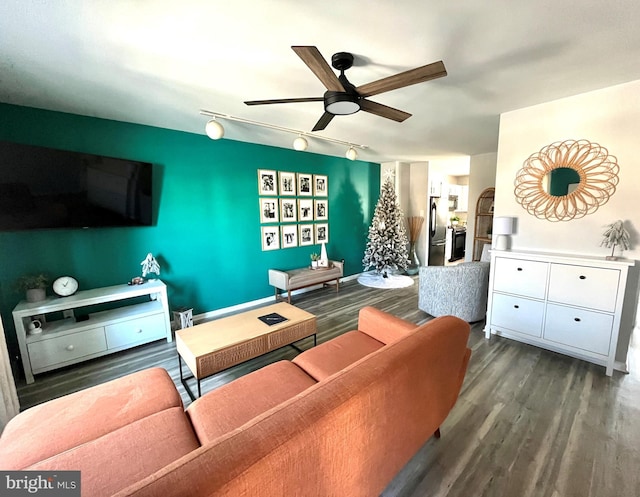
[{"x1": 418, "y1": 262, "x2": 490, "y2": 322}]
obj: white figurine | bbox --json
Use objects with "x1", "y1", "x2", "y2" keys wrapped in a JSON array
[{"x1": 141, "y1": 253, "x2": 160, "y2": 278}]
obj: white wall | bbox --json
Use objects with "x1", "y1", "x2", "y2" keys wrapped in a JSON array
[
  {"x1": 465, "y1": 153, "x2": 497, "y2": 260},
  {"x1": 495, "y1": 79, "x2": 640, "y2": 365}
]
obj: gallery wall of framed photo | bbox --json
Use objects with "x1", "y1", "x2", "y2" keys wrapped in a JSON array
[{"x1": 258, "y1": 169, "x2": 329, "y2": 251}]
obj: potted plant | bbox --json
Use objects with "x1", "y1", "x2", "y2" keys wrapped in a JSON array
[
  {"x1": 310, "y1": 253, "x2": 320, "y2": 268},
  {"x1": 450, "y1": 215, "x2": 460, "y2": 226},
  {"x1": 15, "y1": 273, "x2": 49, "y2": 303},
  {"x1": 601, "y1": 220, "x2": 631, "y2": 260}
]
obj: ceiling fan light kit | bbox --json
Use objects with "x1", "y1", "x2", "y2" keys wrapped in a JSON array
[{"x1": 244, "y1": 45, "x2": 447, "y2": 132}]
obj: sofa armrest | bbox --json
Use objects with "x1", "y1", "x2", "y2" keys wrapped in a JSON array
[
  {"x1": 357, "y1": 306, "x2": 418, "y2": 345},
  {"x1": 268, "y1": 269, "x2": 290, "y2": 290}
]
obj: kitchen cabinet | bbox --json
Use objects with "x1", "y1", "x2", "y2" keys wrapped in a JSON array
[{"x1": 484, "y1": 250, "x2": 635, "y2": 375}]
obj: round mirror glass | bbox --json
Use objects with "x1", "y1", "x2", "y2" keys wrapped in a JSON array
[{"x1": 543, "y1": 167, "x2": 581, "y2": 196}]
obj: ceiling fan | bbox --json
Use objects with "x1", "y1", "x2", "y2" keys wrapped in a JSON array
[{"x1": 244, "y1": 46, "x2": 447, "y2": 132}]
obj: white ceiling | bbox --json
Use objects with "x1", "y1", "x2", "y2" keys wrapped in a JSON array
[{"x1": 2, "y1": 0, "x2": 640, "y2": 164}]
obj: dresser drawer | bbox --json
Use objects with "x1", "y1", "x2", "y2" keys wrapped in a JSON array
[
  {"x1": 543, "y1": 303, "x2": 614, "y2": 355},
  {"x1": 105, "y1": 313, "x2": 167, "y2": 349},
  {"x1": 493, "y1": 258, "x2": 548, "y2": 299},
  {"x1": 28, "y1": 328, "x2": 107, "y2": 371},
  {"x1": 547, "y1": 264, "x2": 619, "y2": 312},
  {"x1": 491, "y1": 293, "x2": 545, "y2": 337}
]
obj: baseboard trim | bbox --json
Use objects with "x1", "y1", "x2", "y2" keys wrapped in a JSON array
[{"x1": 190, "y1": 273, "x2": 362, "y2": 325}]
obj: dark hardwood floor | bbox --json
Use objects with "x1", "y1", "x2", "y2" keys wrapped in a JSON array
[{"x1": 14, "y1": 277, "x2": 640, "y2": 497}]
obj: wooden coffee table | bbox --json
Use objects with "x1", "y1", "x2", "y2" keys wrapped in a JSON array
[{"x1": 176, "y1": 302, "x2": 316, "y2": 400}]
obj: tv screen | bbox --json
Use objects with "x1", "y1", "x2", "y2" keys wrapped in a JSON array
[{"x1": 0, "y1": 140, "x2": 153, "y2": 231}]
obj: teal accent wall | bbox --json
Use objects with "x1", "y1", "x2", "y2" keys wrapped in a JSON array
[{"x1": 0, "y1": 103, "x2": 380, "y2": 360}]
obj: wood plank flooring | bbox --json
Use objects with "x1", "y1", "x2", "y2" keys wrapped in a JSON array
[{"x1": 14, "y1": 277, "x2": 640, "y2": 497}]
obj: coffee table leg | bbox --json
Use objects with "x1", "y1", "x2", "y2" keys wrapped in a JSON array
[{"x1": 178, "y1": 354, "x2": 199, "y2": 402}]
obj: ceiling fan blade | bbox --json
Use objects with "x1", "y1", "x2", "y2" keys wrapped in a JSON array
[
  {"x1": 245, "y1": 97, "x2": 323, "y2": 106},
  {"x1": 292, "y1": 46, "x2": 345, "y2": 92},
  {"x1": 359, "y1": 99, "x2": 412, "y2": 122},
  {"x1": 356, "y1": 60, "x2": 447, "y2": 97},
  {"x1": 312, "y1": 112, "x2": 335, "y2": 132}
]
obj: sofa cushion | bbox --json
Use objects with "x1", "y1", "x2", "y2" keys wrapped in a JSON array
[
  {"x1": 293, "y1": 330, "x2": 384, "y2": 381},
  {"x1": 357, "y1": 306, "x2": 418, "y2": 344},
  {"x1": 0, "y1": 367, "x2": 182, "y2": 469},
  {"x1": 186, "y1": 360, "x2": 317, "y2": 444},
  {"x1": 28, "y1": 406, "x2": 199, "y2": 497}
]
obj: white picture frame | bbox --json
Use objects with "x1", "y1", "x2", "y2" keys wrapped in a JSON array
[
  {"x1": 297, "y1": 172, "x2": 313, "y2": 196},
  {"x1": 315, "y1": 223, "x2": 329, "y2": 244},
  {"x1": 314, "y1": 199, "x2": 328, "y2": 221},
  {"x1": 278, "y1": 171, "x2": 296, "y2": 196},
  {"x1": 258, "y1": 169, "x2": 277, "y2": 195},
  {"x1": 299, "y1": 224, "x2": 314, "y2": 246},
  {"x1": 280, "y1": 198, "x2": 297, "y2": 222},
  {"x1": 259, "y1": 197, "x2": 279, "y2": 223},
  {"x1": 298, "y1": 198, "x2": 314, "y2": 221},
  {"x1": 313, "y1": 174, "x2": 328, "y2": 196},
  {"x1": 281, "y1": 224, "x2": 298, "y2": 248},
  {"x1": 261, "y1": 226, "x2": 280, "y2": 251}
]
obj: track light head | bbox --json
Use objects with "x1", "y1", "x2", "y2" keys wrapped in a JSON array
[
  {"x1": 205, "y1": 119, "x2": 224, "y2": 140},
  {"x1": 293, "y1": 135, "x2": 308, "y2": 151},
  {"x1": 346, "y1": 146, "x2": 358, "y2": 161}
]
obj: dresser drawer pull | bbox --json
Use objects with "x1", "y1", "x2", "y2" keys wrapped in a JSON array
[
  {"x1": 136, "y1": 329, "x2": 143, "y2": 334},
  {"x1": 579, "y1": 275, "x2": 586, "y2": 280},
  {"x1": 517, "y1": 268, "x2": 523, "y2": 271},
  {"x1": 513, "y1": 305, "x2": 520, "y2": 309},
  {"x1": 66, "y1": 344, "x2": 75, "y2": 351},
  {"x1": 574, "y1": 317, "x2": 581, "y2": 322}
]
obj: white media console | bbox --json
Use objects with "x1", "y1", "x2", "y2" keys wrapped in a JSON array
[{"x1": 13, "y1": 280, "x2": 172, "y2": 384}]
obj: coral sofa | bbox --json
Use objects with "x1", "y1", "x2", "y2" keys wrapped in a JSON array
[{"x1": 0, "y1": 307, "x2": 471, "y2": 497}]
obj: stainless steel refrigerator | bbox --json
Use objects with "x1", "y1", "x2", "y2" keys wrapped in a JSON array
[{"x1": 428, "y1": 196, "x2": 447, "y2": 266}]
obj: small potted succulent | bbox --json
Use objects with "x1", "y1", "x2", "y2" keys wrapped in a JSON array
[
  {"x1": 15, "y1": 273, "x2": 49, "y2": 303},
  {"x1": 310, "y1": 252, "x2": 320, "y2": 269}
]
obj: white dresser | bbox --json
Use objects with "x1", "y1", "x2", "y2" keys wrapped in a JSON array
[{"x1": 484, "y1": 250, "x2": 635, "y2": 375}]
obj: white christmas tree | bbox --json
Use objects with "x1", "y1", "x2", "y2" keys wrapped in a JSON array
[
  {"x1": 362, "y1": 179, "x2": 409, "y2": 277},
  {"x1": 600, "y1": 220, "x2": 631, "y2": 259}
]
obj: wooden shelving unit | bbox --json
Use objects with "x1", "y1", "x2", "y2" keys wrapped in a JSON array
[{"x1": 473, "y1": 187, "x2": 495, "y2": 261}]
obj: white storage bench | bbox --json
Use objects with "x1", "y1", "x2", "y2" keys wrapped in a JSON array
[{"x1": 268, "y1": 260, "x2": 344, "y2": 303}]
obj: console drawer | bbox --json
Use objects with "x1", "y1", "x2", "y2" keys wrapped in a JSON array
[
  {"x1": 547, "y1": 264, "x2": 619, "y2": 312},
  {"x1": 491, "y1": 293, "x2": 545, "y2": 337},
  {"x1": 543, "y1": 303, "x2": 613, "y2": 356},
  {"x1": 105, "y1": 313, "x2": 167, "y2": 349},
  {"x1": 29, "y1": 328, "x2": 107, "y2": 371},
  {"x1": 493, "y1": 257, "x2": 548, "y2": 299}
]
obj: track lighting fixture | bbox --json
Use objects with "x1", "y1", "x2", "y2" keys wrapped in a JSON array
[
  {"x1": 205, "y1": 118, "x2": 224, "y2": 140},
  {"x1": 199, "y1": 109, "x2": 367, "y2": 158},
  {"x1": 293, "y1": 135, "x2": 308, "y2": 151}
]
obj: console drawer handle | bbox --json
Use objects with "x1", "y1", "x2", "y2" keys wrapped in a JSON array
[
  {"x1": 66, "y1": 344, "x2": 75, "y2": 351},
  {"x1": 514, "y1": 305, "x2": 520, "y2": 309},
  {"x1": 579, "y1": 275, "x2": 586, "y2": 280},
  {"x1": 574, "y1": 317, "x2": 581, "y2": 322}
]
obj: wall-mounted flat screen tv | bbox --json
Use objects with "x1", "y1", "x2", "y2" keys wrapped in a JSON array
[{"x1": 0, "y1": 140, "x2": 153, "y2": 231}]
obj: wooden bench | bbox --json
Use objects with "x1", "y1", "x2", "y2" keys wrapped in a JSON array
[{"x1": 268, "y1": 260, "x2": 344, "y2": 303}]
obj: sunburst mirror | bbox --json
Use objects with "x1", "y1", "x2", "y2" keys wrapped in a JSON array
[{"x1": 514, "y1": 139, "x2": 619, "y2": 222}]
